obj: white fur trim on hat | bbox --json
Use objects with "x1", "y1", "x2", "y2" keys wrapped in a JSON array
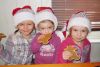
[
  {"x1": 35, "y1": 10, "x2": 58, "y2": 30},
  {"x1": 67, "y1": 17, "x2": 91, "y2": 32},
  {"x1": 14, "y1": 12, "x2": 35, "y2": 27},
  {"x1": 55, "y1": 31, "x2": 65, "y2": 42}
]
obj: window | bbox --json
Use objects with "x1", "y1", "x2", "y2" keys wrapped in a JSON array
[{"x1": 52, "y1": 0, "x2": 100, "y2": 31}]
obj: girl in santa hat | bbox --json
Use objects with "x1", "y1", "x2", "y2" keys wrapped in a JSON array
[
  {"x1": 56, "y1": 11, "x2": 91, "y2": 63},
  {"x1": 0, "y1": 5, "x2": 36, "y2": 65},
  {"x1": 30, "y1": 7, "x2": 64, "y2": 64}
]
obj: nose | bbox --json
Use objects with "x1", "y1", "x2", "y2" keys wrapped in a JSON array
[
  {"x1": 44, "y1": 29, "x2": 49, "y2": 33},
  {"x1": 23, "y1": 25, "x2": 29, "y2": 31},
  {"x1": 77, "y1": 31, "x2": 81, "y2": 36}
]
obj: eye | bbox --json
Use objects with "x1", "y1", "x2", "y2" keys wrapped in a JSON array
[
  {"x1": 81, "y1": 30, "x2": 86, "y2": 32},
  {"x1": 40, "y1": 27, "x2": 45, "y2": 30},
  {"x1": 18, "y1": 23, "x2": 24, "y2": 26},
  {"x1": 73, "y1": 29, "x2": 78, "y2": 32},
  {"x1": 48, "y1": 26, "x2": 53, "y2": 29},
  {"x1": 28, "y1": 23, "x2": 32, "y2": 25}
]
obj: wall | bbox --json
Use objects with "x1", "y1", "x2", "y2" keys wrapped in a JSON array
[
  {"x1": 88, "y1": 31, "x2": 100, "y2": 62},
  {"x1": 91, "y1": 42, "x2": 100, "y2": 62}
]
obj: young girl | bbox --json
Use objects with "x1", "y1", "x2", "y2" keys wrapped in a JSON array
[
  {"x1": 57, "y1": 12, "x2": 91, "y2": 63},
  {"x1": 0, "y1": 5, "x2": 36, "y2": 65},
  {"x1": 30, "y1": 7, "x2": 64, "y2": 64}
]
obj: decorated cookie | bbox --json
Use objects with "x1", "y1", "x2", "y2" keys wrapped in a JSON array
[
  {"x1": 38, "y1": 33, "x2": 52, "y2": 45},
  {"x1": 64, "y1": 45, "x2": 80, "y2": 61},
  {"x1": 0, "y1": 33, "x2": 6, "y2": 40}
]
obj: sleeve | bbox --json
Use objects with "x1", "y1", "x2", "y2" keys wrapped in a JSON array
[
  {"x1": 85, "y1": 39, "x2": 91, "y2": 62},
  {"x1": 0, "y1": 35, "x2": 14, "y2": 64},
  {"x1": 55, "y1": 40, "x2": 70, "y2": 63},
  {"x1": 30, "y1": 34, "x2": 41, "y2": 53},
  {"x1": 86, "y1": 43, "x2": 91, "y2": 62}
]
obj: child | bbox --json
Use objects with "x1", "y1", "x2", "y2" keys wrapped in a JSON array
[
  {"x1": 57, "y1": 12, "x2": 91, "y2": 63},
  {"x1": 0, "y1": 5, "x2": 36, "y2": 65},
  {"x1": 30, "y1": 7, "x2": 64, "y2": 64}
]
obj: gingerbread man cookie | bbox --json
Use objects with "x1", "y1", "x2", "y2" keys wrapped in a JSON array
[
  {"x1": 64, "y1": 45, "x2": 80, "y2": 61},
  {"x1": 0, "y1": 33, "x2": 6, "y2": 41},
  {"x1": 38, "y1": 33, "x2": 52, "y2": 45}
]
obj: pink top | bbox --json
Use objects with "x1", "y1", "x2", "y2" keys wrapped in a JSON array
[{"x1": 56, "y1": 36, "x2": 91, "y2": 63}]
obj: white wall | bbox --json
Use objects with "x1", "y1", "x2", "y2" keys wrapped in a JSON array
[
  {"x1": 88, "y1": 31, "x2": 100, "y2": 62},
  {"x1": 91, "y1": 42, "x2": 100, "y2": 62}
]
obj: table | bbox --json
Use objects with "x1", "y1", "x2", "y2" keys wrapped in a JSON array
[{"x1": 0, "y1": 62, "x2": 100, "y2": 67}]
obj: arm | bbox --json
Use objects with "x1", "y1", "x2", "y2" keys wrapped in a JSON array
[
  {"x1": 0, "y1": 35, "x2": 14, "y2": 64},
  {"x1": 55, "y1": 36, "x2": 73, "y2": 63},
  {"x1": 56, "y1": 40, "x2": 68, "y2": 63},
  {"x1": 0, "y1": 32, "x2": 6, "y2": 54},
  {"x1": 30, "y1": 34, "x2": 41, "y2": 53}
]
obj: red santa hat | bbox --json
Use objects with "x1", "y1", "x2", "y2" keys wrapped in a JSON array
[
  {"x1": 12, "y1": 5, "x2": 35, "y2": 27},
  {"x1": 67, "y1": 11, "x2": 91, "y2": 32},
  {"x1": 35, "y1": 7, "x2": 58, "y2": 30}
]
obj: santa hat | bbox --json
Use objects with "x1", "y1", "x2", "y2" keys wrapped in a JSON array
[
  {"x1": 12, "y1": 5, "x2": 35, "y2": 27},
  {"x1": 61, "y1": 20, "x2": 69, "y2": 38},
  {"x1": 35, "y1": 7, "x2": 58, "y2": 30},
  {"x1": 67, "y1": 11, "x2": 91, "y2": 32}
]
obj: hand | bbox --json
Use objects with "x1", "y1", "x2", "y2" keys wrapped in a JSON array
[{"x1": 62, "y1": 50, "x2": 72, "y2": 60}]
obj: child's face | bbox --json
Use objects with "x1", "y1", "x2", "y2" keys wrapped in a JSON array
[
  {"x1": 70, "y1": 26, "x2": 88, "y2": 44},
  {"x1": 38, "y1": 20, "x2": 54, "y2": 34},
  {"x1": 17, "y1": 20, "x2": 35, "y2": 37}
]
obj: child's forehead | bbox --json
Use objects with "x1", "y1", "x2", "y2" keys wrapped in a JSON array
[
  {"x1": 20, "y1": 20, "x2": 34, "y2": 24},
  {"x1": 40, "y1": 20, "x2": 53, "y2": 23},
  {"x1": 39, "y1": 20, "x2": 54, "y2": 25},
  {"x1": 72, "y1": 26, "x2": 88, "y2": 30}
]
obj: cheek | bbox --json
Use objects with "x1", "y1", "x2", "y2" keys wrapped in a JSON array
[
  {"x1": 39, "y1": 30, "x2": 45, "y2": 34},
  {"x1": 70, "y1": 31, "x2": 76, "y2": 36},
  {"x1": 41, "y1": 30, "x2": 45, "y2": 34},
  {"x1": 82, "y1": 33, "x2": 88, "y2": 38},
  {"x1": 28, "y1": 25, "x2": 34, "y2": 30},
  {"x1": 49, "y1": 29, "x2": 54, "y2": 33},
  {"x1": 18, "y1": 26, "x2": 24, "y2": 30}
]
